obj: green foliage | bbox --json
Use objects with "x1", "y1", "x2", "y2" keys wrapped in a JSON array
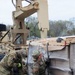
[
  {"x1": 25, "y1": 17, "x2": 40, "y2": 38},
  {"x1": 6, "y1": 16, "x2": 74, "y2": 39},
  {"x1": 49, "y1": 20, "x2": 75, "y2": 37},
  {"x1": 25, "y1": 17, "x2": 75, "y2": 38}
]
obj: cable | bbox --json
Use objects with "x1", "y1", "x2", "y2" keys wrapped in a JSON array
[
  {"x1": 11, "y1": 0, "x2": 16, "y2": 8},
  {"x1": 11, "y1": 0, "x2": 37, "y2": 8},
  {"x1": 13, "y1": 34, "x2": 22, "y2": 44},
  {"x1": 0, "y1": 30, "x2": 10, "y2": 42},
  {"x1": 25, "y1": 0, "x2": 31, "y2": 4}
]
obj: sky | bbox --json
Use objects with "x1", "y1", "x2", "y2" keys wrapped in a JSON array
[{"x1": 0, "y1": 0, "x2": 75, "y2": 25}]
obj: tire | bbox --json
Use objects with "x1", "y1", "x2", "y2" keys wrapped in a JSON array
[{"x1": 0, "y1": 24, "x2": 6, "y2": 31}]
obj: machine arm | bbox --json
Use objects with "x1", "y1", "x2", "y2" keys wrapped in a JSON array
[{"x1": 11, "y1": 0, "x2": 49, "y2": 46}]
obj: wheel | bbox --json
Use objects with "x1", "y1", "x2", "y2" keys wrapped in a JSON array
[{"x1": 0, "y1": 24, "x2": 6, "y2": 31}]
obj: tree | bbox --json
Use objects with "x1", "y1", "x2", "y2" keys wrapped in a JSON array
[
  {"x1": 25, "y1": 17, "x2": 40, "y2": 38},
  {"x1": 49, "y1": 20, "x2": 75, "y2": 37}
]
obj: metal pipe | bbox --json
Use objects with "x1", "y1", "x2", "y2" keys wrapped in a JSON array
[{"x1": 46, "y1": 43, "x2": 50, "y2": 75}]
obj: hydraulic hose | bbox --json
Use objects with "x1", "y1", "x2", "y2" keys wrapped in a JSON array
[
  {"x1": 11, "y1": 0, "x2": 16, "y2": 8},
  {"x1": 25, "y1": 0, "x2": 31, "y2": 4}
]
